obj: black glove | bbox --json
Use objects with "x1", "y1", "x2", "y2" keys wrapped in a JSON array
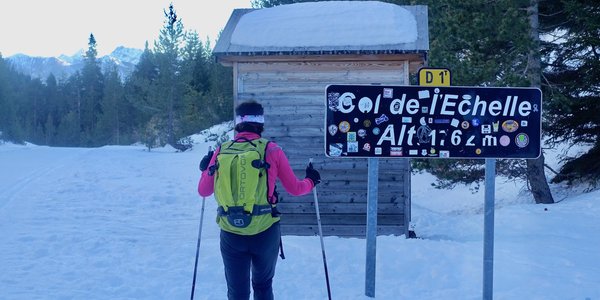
[
  {"x1": 199, "y1": 150, "x2": 214, "y2": 171},
  {"x1": 305, "y1": 162, "x2": 321, "y2": 186}
]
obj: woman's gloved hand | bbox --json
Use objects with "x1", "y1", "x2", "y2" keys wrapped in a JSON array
[
  {"x1": 199, "y1": 150, "x2": 214, "y2": 171},
  {"x1": 305, "y1": 162, "x2": 321, "y2": 186}
]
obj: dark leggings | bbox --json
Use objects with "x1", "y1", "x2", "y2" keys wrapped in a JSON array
[{"x1": 220, "y1": 222, "x2": 280, "y2": 300}]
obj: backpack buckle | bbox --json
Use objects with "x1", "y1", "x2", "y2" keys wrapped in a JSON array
[
  {"x1": 224, "y1": 206, "x2": 251, "y2": 228},
  {"x1": 251, "y1": 159, "x2": 270, "y2": 169}
]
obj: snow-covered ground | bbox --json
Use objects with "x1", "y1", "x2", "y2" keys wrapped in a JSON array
[{"x1": 1, "y1": 123, "x2": 599, "y2": 300}]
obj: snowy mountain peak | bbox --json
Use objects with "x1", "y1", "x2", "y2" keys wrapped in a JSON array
[
  {"x1": 7, "y1": 47, "x2": 143, "y2": 81},
  {"x1": 108, "y1": 46, "x2": 143, "y2": 65}
]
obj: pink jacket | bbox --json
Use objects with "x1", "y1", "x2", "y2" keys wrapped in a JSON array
[{"x1": 198, "y1": 132, "x2": 314, "y2": 202}]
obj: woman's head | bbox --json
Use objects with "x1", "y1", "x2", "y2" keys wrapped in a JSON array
[{"x1": 234, "y1": 101, "x2": 264, "y2": 135}]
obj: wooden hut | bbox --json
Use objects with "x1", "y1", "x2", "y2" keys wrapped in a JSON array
[{"x1": 213, "y1": 1, "x2": 429, "y2": 237}]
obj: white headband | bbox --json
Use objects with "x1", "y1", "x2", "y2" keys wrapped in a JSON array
[{"x1": 235, "y1": 115, "x2": 265, "y2": 124}]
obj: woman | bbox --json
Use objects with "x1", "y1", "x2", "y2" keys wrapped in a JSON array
[{"x1": 198, "y1": 100, "x2": 321, "y2": 300}]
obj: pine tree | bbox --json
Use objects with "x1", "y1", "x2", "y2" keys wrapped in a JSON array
[
  {"x1": 525, "y1": 0, "x2": 554, "y2": 203},
  {"x1": 206, "y1": 50, "x2": 233, "y2": 124},
  {"x1": 55, "y1": 72, "x2": 83, "y2": 146},
  {"x1": 153, "y1": 3, "x2": 185, "y2": 146},
  {"x1": 0, "y1": 54, "x2": 13, "y2": 141},
  {"x1": 80, "y1": 33, "x2": 104, "y2": 146},
  {"x1": 97, "y1": 63, "x2": 125, "y2": 144},
  {"x1": 27, "y1": 78, "x2": 46, "y2": 144},
  {"x1": 540, "y1": 0, "x2": 600, "y2": 185},
  {"x1": 125, "y1": 42, "x2": 157, "y2": 140},
  {"x1": 43, "y1": 74, "x2": 59, "y2": 145},
  {"x1": 404, "y1": 0, "x2": 557, "y2": 200},
  {"x1": 179, "y1": 31, "x2": 207, "y2": 136},
  {"x1": 0, "y1": 54, "x2": 25, "y2": 143},
  {"x1": 56, "y1": 110, "x2": 81, "y2": 146}
]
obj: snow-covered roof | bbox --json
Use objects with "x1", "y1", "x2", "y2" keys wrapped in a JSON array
[{"x1": 214, "y1": 1, "x2": 429, "y2": 58}]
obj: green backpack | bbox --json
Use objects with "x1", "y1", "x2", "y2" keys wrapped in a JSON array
[{"x1": 213, "y1": 138, "x2": 279, "y2": 235}]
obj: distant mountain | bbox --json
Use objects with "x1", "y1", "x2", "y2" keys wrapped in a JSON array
[{"x1": 7, "y1": 46, "x2": 143, "y2": 82}]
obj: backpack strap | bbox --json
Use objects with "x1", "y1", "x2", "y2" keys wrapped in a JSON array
[
  {"x1": 232, "y1": 136, "x2": 257, "y2": 147},
  {"x1": 262, "y1": 139, "x2": 271, "y2": 204},
  {"x1": 279, "y1": 234, "x2": 286, "y2": 260},
  {"x1": 262, "y1": 140, "x2": 285, "y2": 259}
]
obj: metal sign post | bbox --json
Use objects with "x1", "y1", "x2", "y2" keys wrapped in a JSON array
[
  {"x1": 483, "y1": 158, "x2": 496, "y2": 299},
  {"x1": 365, "y1": 157, "x2": 378, "y2": 297}
]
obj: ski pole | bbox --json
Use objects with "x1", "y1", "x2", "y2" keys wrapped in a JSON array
[
  {"x1": 191, "y1": 146, "x2": 212, "y2": 299},
  {"x1": 190, "y1": 196, "x2": 206, "y2": 300},
  {"x1": 309, "y1": 158, "x2": 332, "y2": 300}
]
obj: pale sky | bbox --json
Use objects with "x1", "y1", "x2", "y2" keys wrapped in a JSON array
[{"x1": 0, "y1": 0, "x2": 252, "y2": 57}]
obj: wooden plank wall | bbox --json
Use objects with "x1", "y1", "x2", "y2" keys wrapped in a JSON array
[{"x1": 235, "y1": 60, "x2": 411, "y2": 237}]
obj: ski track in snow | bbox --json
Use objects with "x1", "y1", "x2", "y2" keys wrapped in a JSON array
[
  {"x1": 0, "y1": 147, "x2": 92, "y2": 211},
  {"x1": 0, "y1": 145, "x2": 206, "y2": 299}
]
